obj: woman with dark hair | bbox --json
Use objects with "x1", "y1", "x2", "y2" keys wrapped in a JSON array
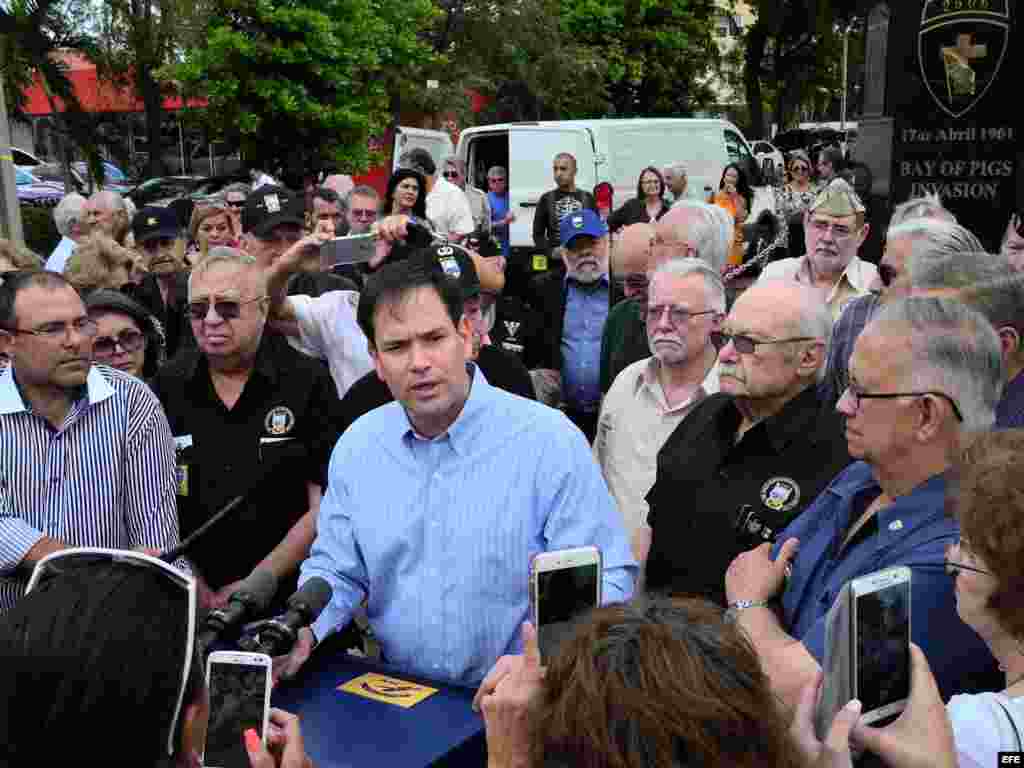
[
  {"x1": 817, "y1": 146, "x2": 845, "y2": 184},
  {"x1": 0, "y1": 552, "x2": 311, "y2": 768},
  {"x1": 713, "y1": 163, "x2": 754, "y2": 267},
  {"x1": 383, "y1": 169, "x2": 429, "y2": 221},
  {"x1": 606, "y1": 166, "x2": 671, "y2": 233},
  {"x1": 86, "y1": 289, "x2": 166, "y2": 380}
]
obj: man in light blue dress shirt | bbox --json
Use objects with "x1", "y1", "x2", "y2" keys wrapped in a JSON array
[{"x1": 279, "y1": 252, "x2": 636, "y2": 686}]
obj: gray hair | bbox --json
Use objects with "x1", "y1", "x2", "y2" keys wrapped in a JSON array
[
  {"x1": 53, "y1": 193, "x2": 87, "y2": 236},
  {"x1": 223, "y1": 181, "x2": 251, "y2": 200},
  {"x1": 887, "y1": 218, "x2": 983, "y2": 268},
  {"x1": 663, "y1": 201, "x2": 733, "y2": 274},
  {"x1": 650, "y1": 257, "x2": 726, "y2": 313},
  {"x1": 487, "y1": 166, "x2": 507, "y2": 180},
  {"x1": 188, "y1": 246, "x2": 264, "y2": 298},
  {"x1": 870, "y1": 296, "x2": 1003, "y2": 432},
  {"x1": 663, "y1": 161, "x2": 687, "y2": 176},
  {"x1": 909, "y1": 247, "x2": 1011, "y2": 291},
  {"x1": 957, "y1": 274, "x2": 1024, "y2": 336},
  {"x1": 889, "y1": 194, "x2": 956, "y2": 227},
  {"x1": 346, "y1": 184, "x2": 379, "y2": 205}
]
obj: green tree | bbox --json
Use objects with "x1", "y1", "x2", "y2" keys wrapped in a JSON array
[
  {"x1": 1, "y1": 0, "x2": 106, "y2": 187},
  {"x1": 173, "y1": 0, "x2": 436, "y2": 176}
]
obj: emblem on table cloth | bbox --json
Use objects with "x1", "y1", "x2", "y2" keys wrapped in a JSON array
[
  {"x1": 760, "y1": 477, "x2": 801, "y2": 514},
  {"x1": 264, "y1": 405, "x2": 296, "y2": 436},
  {"x1": 918, "y1": 0, "x2": 1009, "y2": 118}
]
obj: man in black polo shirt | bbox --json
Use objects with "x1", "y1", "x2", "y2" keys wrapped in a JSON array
[
  {"x1": 643, "y1": 280, "x2": 851, "y2": 603},
  {"x1": 339, "y1": 243, "x2": 534, "y2": 432},
  {"x1": 151, "y1": 246, "x2": 342, "y2": 609}
]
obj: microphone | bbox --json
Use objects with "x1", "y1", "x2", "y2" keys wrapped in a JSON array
[
  {"x1": 160, "y1": 495, "x2": 245, "y2": 565},
  {"x1": 238, "y1": 577, "x2": 333, "y2": 657},
  {"x1": 197, "y1": 568, "x2": 279, "y2": 653}
]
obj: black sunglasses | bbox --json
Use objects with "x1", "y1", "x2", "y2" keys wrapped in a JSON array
[
  {"x1": 226, "y1": 199, "x2": 245, "y2": 209},
  {"x1": 443, "y1": 171, "x2": 460, "y2": 179},
  {"x1": 93, "y1": 329, "x2": 146, "y2": 357},
  {"x1": 187, "y1": 296, "x2": 265, "y2": 322},
  {"x1": 710, "y1": 331, "x2": 818, "y2": 355}
]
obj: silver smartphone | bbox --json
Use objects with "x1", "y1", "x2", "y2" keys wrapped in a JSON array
[
  {"x1": 530, "y1": 546, "x2": 602, "y2": 662},
  {"x1": 203, "y1": 651, "x2": 272, "y2": 768},
  {"x1": 320, "y1": 233, "x2": 376, "y2": 270},
  {"x1": 850, "y1": 566, "x2": 911, "y2": 724}
]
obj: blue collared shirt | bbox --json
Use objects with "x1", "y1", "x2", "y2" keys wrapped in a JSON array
[
  {"x1": 561, "y1": 275, "x2": 609, "y2": 413},
  {"x1": 301, "y1": 366, "x2": 636, "y2": 685},
  {"x1": 775, "y1": 461, "x2": 999, "y2": 700},
  {"x1": 0, "y1": 364, "x2": 185, "y2": 613}
]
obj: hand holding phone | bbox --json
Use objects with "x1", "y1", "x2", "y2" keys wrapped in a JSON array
[
  {"x1": 204, "y1": 651, "x2": 273, "y2": 768},
  {"x1": 531, "y1": 546, "x2": 602, "y2": 662}
]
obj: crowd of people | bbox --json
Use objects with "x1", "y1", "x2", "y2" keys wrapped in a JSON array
[{"x1": 0, "y1": 143, "x2": 1023, "y2": 768}]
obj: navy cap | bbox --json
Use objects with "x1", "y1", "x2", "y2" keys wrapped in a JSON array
[
  {"x1": 132, "y1": 206, "x2": 181, "y2": 243},
  {"x1": 559, "y1": 208, "x2": 608, "y2": 248},
  {"x1": 414, "y1": 243, "x2": 480, "y2": 300},
  {"x1": 242, "y1": 185, "x2": 305, "y2": 237}
]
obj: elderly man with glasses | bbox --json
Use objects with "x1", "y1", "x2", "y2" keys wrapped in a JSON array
[
  {"x1": 643, "y1": 279, "x2": 850, "y2": 603},
  {"x1": 760, "y1": 177, "x2": 877, "y2": 321},
  {"x1": 0, "y1": 271, "x2": 185, "y2": 614},
  {"x1": 725, "y1": 296, "x2": 1003, "y2": 711},
  {"x1": 151, "y1": 248, "x2": 343, "y2": 611}
]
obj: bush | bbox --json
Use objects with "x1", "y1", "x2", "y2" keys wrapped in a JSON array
[{"x1": 19, "y1": 205, "x2": 60, "y2": 260}]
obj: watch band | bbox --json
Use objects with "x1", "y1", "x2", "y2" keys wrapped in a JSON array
[{"x1": 725, "y1": 599, "x2": 771, "y2": 622}]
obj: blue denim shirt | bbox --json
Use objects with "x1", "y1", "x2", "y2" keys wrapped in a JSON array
[
  {"x1": 774, "y1": 461, "x2": 1000, "y2": 701},
  {"x1": 561, "y1": 275, "x2": 610, "y2": 413}
]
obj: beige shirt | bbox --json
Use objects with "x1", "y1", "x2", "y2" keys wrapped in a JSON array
[
  {"x1": 760, "y1": 255, "x2": 877, "y2": 321},
  {"x1": 594, "y1": 356, "x2": 720, "y2": 540}
]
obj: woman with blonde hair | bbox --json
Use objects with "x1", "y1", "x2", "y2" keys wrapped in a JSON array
[{"x1": 187, "y1": 203, "x2": 238, "y2": 264}]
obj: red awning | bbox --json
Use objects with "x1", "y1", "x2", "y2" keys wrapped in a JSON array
[{"x1": 21, "y1": 51, "x2": 207, "y2": 116}]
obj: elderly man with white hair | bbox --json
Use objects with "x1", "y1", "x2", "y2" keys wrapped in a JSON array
[
  {"x1": 599, "y1": 201, "x2": 733, "y2": 393},
  {"x1": 662, "y1": 161, "x2": 689, "y2": 205},
  {"x1": 595, "y1": 258, "x2": 724, "y2": 565},
  {"x1": 45, "y1": 193, "x2": 88, "y2": 273},
  {"x1": 643, "y1": 279, "x2": 850, "y2": 605},
  {"x1": 83, "y1": 190, "x2": 131, "y2": 245}
]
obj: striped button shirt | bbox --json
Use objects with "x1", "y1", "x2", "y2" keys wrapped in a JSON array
[{"x1": 0, "y1": 363, "x2": 184, "y2": 613}]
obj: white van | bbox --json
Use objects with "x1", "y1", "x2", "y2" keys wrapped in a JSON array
[{"x1": 454, "y1": 118, "x2": 766, "y2": 252}]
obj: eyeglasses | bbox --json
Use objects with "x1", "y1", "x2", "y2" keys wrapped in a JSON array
[
  {"x1": 226, "y1": 199, "x2": 245, "y2": 209},
  {"x1": 187, "y1": 295, "x2": 266, "y2": 322},
  {"x1": 93, "y1": 329, "x2": 146, "y2": 357},
  {"x1": 840, "y1": 377, "x2": 964, "y2": 422},
  {"x1": 646, "y1": 305, "x2": 718, "y2": 326},
  {"x1": 27, "y1": 547, "x2": 197, "y2": 757},
  {"x1": 443, "y1": 171, "x2": 460, "y2": 180},
  {"x1": 709, "y1": 331, "x2": 818, "y2": 354},
  {"x1": 808, "y1": 218, "x2": 855, "y2": 241},
  {"x1": 2, "y1": 316, "x2": 99, "y2": 340},
  {"x1": 350, "y1": 208, "x2": 377, "y2": 220},
  {"x1": 943, "y1": 536, "x2": 993, "y2": 577}
]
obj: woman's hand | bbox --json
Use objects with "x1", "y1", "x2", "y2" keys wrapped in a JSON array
[{"x1": 244, "y1": 708, "x2": 313, "y2": 768}]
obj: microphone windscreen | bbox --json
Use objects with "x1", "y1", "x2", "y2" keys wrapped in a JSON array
[{"x1": 290, "y1": 577, "x2": 333, "y2": 618}]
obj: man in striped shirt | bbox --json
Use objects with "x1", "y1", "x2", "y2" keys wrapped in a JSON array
[{"x1": 0, "y1": 271, "x2": 182, "y2": 612}]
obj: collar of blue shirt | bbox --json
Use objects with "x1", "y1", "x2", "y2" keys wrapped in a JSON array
[
  {"x1": 400, "y1": 363, "x2": 494, "y2": 457},
  {"x1": 0, "y1": 364, "x2": 115, "y2": 415}
]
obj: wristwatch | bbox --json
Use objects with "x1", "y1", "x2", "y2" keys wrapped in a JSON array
[{"x1": 724, "y1": 599, "x2": 771, "y2": 622}]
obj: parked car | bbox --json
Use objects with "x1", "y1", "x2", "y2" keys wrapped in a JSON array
[
  {"x1": 126, "y1": 176, "x2": 205, "y2": 208},
  {"x1": 187, "y1": 171, "x2": 251, "y2": 202},
  {"x1": 16, "y1": 167, "x2": 63, "y2": 207},
  {"x1": 72, "y1": 161, "x2": 135, "y2": 193},
  {"x1": 30, "y1": 162, "x2": 132, "y2": 196}
]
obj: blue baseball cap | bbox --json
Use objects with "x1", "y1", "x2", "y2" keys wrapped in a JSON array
[{"x1": 559, "y1": 209, "x2": 608, "y2": 248}]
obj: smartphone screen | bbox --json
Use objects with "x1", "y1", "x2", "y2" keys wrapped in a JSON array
[
  {"x1": 855, "y1": 579, "x2": 910, "y2": 718},
  {"x1": 204, "y1": 660, "x2": 269, "y2": 768},
  {"x1": 536, "y1": 562, "x2": 599, "y2": 661},
  {"x1": 320, "y1": 235, "x2": 376, "y2": 269}
]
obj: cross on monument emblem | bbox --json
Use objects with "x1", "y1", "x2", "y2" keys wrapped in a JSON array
[{"x1": 941, "y1": 33, "x2": 987, "y2": 99}]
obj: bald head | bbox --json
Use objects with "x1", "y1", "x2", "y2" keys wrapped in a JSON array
[
  {"x1": 323, "y1": 174, "x2": 354, "y2": 198},
  {"x1": 735, "y1": 279, "x2": 832, "y2": 343},
  {"x1": 613, "y1": 223, "x2": 657, "y2": 275}
]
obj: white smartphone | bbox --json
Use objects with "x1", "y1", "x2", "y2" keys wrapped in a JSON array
[
  {"x1": 531, "y1": 546, "x2": 602, "y2": 662},
  {"x1": 203, "y1": 651, "x2": 272, "y2": 768},
  {"x1": 320, "y1": 233, "x2": 376, "y2": 269},
  {"x1": 850, "y1": 566, "x2": 911, "y2": 725}
]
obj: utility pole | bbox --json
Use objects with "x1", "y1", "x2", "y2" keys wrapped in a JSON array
[{"x1": 0, "y1": 51, "x2": 25, "y2": 244}]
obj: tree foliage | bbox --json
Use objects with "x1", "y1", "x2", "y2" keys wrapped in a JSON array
[{"x1": 172, "y1": 0, "x2": 436, "y2": 175}]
